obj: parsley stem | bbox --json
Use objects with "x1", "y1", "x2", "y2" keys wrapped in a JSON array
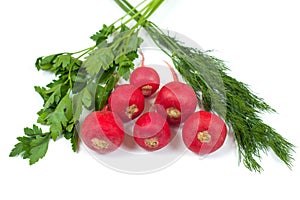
[
  {"x1": 115, "y1": 0, "x2": 164, "y2": 29},
  {"x1": 114, "y1": 0, "x2": 147, "y2": 28},
  {"x1": 70, "y1": 46, "x2": 96, "y2": 56}
]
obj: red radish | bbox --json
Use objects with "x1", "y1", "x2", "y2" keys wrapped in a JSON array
[
  {"x1": 108, "y1": 84, "x2": 145, "y2": 122},
  {"x1": 182, "y1": 111, "x2": 227, "y2": 155},
  {"x1": 129, "y1": 52, "x2": 160, "y2": 97},
  {"x1": 134, "y1": 112, "x2": 171, "y2": 151},
  {"x1": 80, "y1": 110, "x2": 124, "y2": 154},
  {"x1": 154, "y1": 61, "x2": 197, "y2": 125}
]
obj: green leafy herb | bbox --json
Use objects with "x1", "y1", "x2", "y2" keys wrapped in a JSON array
[
  {"x1": 90, "y1": 24, "x2": 116, "y2": 45},
  {"x1": 9, "y1": 125, "x2": 50, "y2": 165}
]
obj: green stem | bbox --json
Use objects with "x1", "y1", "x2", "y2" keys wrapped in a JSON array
[
  {"x1": 114, "y1": 0, "x2": 143, "y2": 21},
  {"x1": 115, "y1": 0, "x2": 148, "y2": 30},
  {"x1": 114, "y1": 0, "x2": 147, "y2": 25},
  {"x1": 115, "y1": 0, "x2": 164, "y2": 24},
  {"x1": 70, "y1": 46, "x2": 96, "y2": 56}
]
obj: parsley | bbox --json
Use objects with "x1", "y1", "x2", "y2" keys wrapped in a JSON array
[
  {"x1": 10, "y1": 125, "x2": 50, "y2": 165},
  {"x1": 9, "y1": 1, "x2": 155, "y2": 165}
]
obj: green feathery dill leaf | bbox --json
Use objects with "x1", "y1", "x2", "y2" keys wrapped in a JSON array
[{"x1": 141, "y1": 22, "x2": 295, "y2": 172}]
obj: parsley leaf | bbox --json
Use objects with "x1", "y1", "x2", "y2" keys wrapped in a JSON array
[
  {"x1": 53, "y1": 54, "x2": 71, "y2": 69},
  {"x1": 43, "y1": 83, "x2": 63, "y2": 109},
  {"x1": 10, "y1": 125, "x2": 50, "y2": 165},
  {"x1": 72, "y1": 92, "x2": 83, "y2": 122},
  {"x1": 24, "y1": 124, "x2": 43, "y2": 136},
  {"x1": 83, "y1": 30, "x2": 142, "y2": 76},
  {"x1": 90, "y1": 24, "x2": 115, "y2": 45},
  {"x1": 83, "y1": 47, "x2": 115, "y2": 75},
  {"x1": 46, "y1": 93, "x2": 72, "y2": 141},
  {"x1": 29, "y1": 135, "x2": 50, "y2": 165},
  {"x1": 71, "y1": 128, "x2": 79, "y2": 152},
  {"x1": 9, "y1": 137, "x2": 29, "y2": 158}
]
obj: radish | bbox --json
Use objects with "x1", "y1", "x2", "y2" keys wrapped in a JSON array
[
  {"x1": 133, "y1": 112, "x2": 171, "y2": 151},
  {"x1": 108, "y1": 84, "x2": 145, "y2": 121},
  {"x1": 80, "y1": 109, "x2": 124, "y2": 154},
  {"x1": 182, "y1": 111, "x2": 227, "y2": 155},
  {"x1": 154, "y1": 61, "x2": 197, "y2": 125},
  {"x1": 129, "y1": 52, "x2": 160, "y2": 97}
]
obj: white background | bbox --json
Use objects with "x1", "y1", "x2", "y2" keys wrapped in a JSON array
[{"x1": 1, "y1": 0, "x2": 299, "y2": 199}]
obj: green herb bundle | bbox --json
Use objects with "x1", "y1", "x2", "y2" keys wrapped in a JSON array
[{"x1": 10, "y1": 0, "x2": 294, "y2": 172}]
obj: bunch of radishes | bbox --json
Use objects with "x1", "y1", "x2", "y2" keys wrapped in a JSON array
[{"x1": 80, "y1": 53, "x2": 228, "y2": 156}]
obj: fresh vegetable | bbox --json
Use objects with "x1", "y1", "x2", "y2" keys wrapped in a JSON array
[
  {"x1": 9, "y1": 0, "x2": 295, "y2": 172},
  {"x1": 130, "y1": 52, "x2": 160, "y2": 97},
  {"x1": 155, "y1": 82, "x2": 197, "y2": 125},
  {"x1": 134, "y1": 112, "x2": 171, "y2": 151},
  {"x1": 115, "y1": 0, "x2": 295, "y2": 172},
  {"x1": 108, "y1": 84, "x2": 145, "y2": 121},
  {"x1": 182, "y1": 111, "x2": 227, "y2": 155},
  {"x1": 154, "y1": 61, "x2": 197, "y2": 125},
  {"x1": 81, "y1": 109, "x2": 124, "y2": 153}
]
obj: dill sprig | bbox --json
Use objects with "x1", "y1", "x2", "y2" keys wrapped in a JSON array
[{"x1": 147, "y1": 23, "x2": 295, "y2": 172}]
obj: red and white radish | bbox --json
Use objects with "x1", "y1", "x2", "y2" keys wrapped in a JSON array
[
  {"x1": 182, "y1": 111, "x2": 227, "y2": 155},
  {"x1": 154, "y1": 61, "x2": 197, "y2": 125},
  {"x1": 130, "y1": 52, "x2": 160, "y2": 97},
  {"x1": 134, "y1": 112, "x2": 171, "y2": 151},
  {"x1": 108, "y1": 84, "x2": 145, "y2": 121},
  {"x1": 80, "y1": 110, "x2": 124, "y2": 154}
]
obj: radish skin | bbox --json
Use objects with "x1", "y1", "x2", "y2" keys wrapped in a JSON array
[
  {"x1": 80, "y1": 110, "x2": 124, "y2": 154},
  {"x1": 182, "y1": 111, "x2": 227, "y2": 155},
  {"x1": 134, "y1": 112, "x2": 171, "y2": 151},
  {"x1": 108, "y1": 84, "x2": 145, "y2": 121},
  {"x1": 130, "y1": 52, "x2": 160, "y2": 97},
  {"x1": 154, "y1": 61, "x2": 197, "y2": 125}
]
